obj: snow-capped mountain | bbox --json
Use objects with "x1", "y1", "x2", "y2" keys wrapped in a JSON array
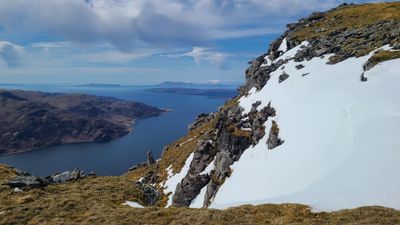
[{"x1": 131, "y1": 2, "x2": 400, "y2": 211}]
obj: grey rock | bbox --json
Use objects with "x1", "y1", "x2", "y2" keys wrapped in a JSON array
[
  {"x1": 279, "y1": 72, "x2": 290, "y2": 83},
  {"x1": 4, "y1": 175, "x2": 48, "y2": 189},
  {"x1": 172, "y1": 174, "x2": 210, "y2": 207},
  {"x1": 49, "y1": 169, "x2": 86, "y2": 183},
  {"x1": 267, "y1": 121, "x2": 284, "y2": 149},
  {"x1": 147, "y1": 150, "x2": 155, "y2": 165},
  {"x1": 135, "y1": 181, "x2": 160, "y2": 206}
]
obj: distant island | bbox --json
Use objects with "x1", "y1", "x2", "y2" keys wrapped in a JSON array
[
  {"x1": 78, "y1": 83, "x2": 122, "y2": 88},
  {"x1": 154, "y1": 81, "x2": 238, "y2": 89},
  {"x1": 147, "y1": 88, "x2": 237, "y2": 99},
  {"x1": 0, "y1": 89, "x2": 165, "y2": 155}
]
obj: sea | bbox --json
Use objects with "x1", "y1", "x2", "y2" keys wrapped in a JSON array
[{"x1": 0, "y1": 84, "x2": 233, "y2": 176}]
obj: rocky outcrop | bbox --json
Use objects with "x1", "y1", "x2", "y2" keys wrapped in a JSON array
[
  {"x1": 135, "y1": 179, "x2": 160, "y2": 206},
  {"x1": 171, "y1": 102, "x2": 277, "y2": 207},
  {"x1": 0, "y1": 89, "x2": 165, "y2": 155},
  {"x1": 138, "y1": 2, "x2": 400, "y2": 209},
  {"x1": 3, "y1": 168, "x2": 87, "y2": 190},
  {"x1": 4, "y1": 175, "x2": 48, "y2": 190},
  {"x1": 267, "y1": 121, "x2": 284, "y2": 149},
  {"x1": 242, "y1": 3, "x2": 400, "y2": 93},
  {"x1": 48, "y1": 169, "x2": 86, "y2": 183}
]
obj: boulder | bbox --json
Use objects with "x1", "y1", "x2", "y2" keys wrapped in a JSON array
[
  {"x1": 48, "y1": 169, "x2": 86, "y2": 183},
  {"x1": 279, "y1": 72, "x2": 290, "y2": 83},
  {"x1": 4, "y1": 175, "x2": 48, "y2": 190}
]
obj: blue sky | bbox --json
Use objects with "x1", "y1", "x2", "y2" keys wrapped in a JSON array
[{"x1": 0, "y1": 0, "x2": 390, "y2": 85}]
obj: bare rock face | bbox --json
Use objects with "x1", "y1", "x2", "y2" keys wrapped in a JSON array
[
  {"x1": 172, "y1": 174, "x2": 210, "y2": 207},
  {"x1": 171, "y1": 102, "x2": 277, "y2": 207},
  {"x1": 0, "y1": 89, "x2": 164, "y2": 155}
]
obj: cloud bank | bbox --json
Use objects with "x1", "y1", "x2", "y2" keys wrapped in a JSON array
[{"x1": 0, "y1": 0, "x2": 348, "y2": 51}]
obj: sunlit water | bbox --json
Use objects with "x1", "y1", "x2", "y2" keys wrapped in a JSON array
[{"x1": 0, "y1": 84, "x2": 230, "y2": 176}]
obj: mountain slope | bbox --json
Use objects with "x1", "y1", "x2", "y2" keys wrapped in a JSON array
[
  {"x1": 127, "y1": 2, "x2": 400, "y2": 211},
  {"x1": 0, "y1": 90, "x2": 164, "y2": 155},
  {"x1": 2, "y1": 2, "x2": 400, "y2": 224}
]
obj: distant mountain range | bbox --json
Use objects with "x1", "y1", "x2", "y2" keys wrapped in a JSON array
[
  {"x1": 154, "y1": 81, "x2": 238, "y2": 89},
  {"x1": 147, "y1": 87, "x2": 237, "y2": 99}
]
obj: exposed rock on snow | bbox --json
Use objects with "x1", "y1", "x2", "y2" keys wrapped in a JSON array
[{"x1": 267, "y1": 121, "x2": 283, "y2": 149}]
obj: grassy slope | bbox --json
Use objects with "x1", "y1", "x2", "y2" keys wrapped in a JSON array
[
  {"x1": 2, "y1": 165, "x2": 400, "y2": 225},
  {"x1": 292, "y1": 2, "x2": 400, "y2": 63},
  {"x1": 293, "y1": 2, "x2": 400, "y2": 41}
]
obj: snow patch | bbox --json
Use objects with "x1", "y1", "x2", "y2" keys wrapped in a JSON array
[
  {"x1": 200, "y1": 159, "x2": 215, "y2": 175},
  {"x1": 190, "y1": 185, "x2": 208, "y2": 208},
  {"x1": 211, "y1": 47, "x2": 400, "y2": 211},
  {"x1": 277, "y1": 38, "x2": 288, "y2": 53},
  {"x1": 163, "y1": 153, "x2": 195, "y2": 207},
  {"x1": 123, "y1": 201, "x2": 144, "y2": 208}
]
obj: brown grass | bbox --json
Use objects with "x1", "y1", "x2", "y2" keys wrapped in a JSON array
[
  {"x1": 2, "y1": 165, "x2": 400, "y2": 224},
  {"x1": 293, "y1": 2, "x2": 400, "y2": 41},
  {"x1": 366, "y1": 50, "x2": 400, "y2": 70}
]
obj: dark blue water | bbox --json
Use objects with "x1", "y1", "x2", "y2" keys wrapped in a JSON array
[{"x1": 0, "y1": 84, "x2": 228, "y2": 176}]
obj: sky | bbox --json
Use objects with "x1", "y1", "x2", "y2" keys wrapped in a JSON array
[{"x1": 0, "y1": 0, "x2": 392, "y2": 85}]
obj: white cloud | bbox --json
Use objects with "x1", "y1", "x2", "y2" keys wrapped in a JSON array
[
  {"x1": 0, "y1": 0, "x2": 350, "y2": 51},
  {"x1": 30, "y1": 42, "x2": 73, "y2": 51},
  {"x1": 82, "y1": 49, "x2": 157, "y2": 64},
  {"x1": 0, "y1": 41, "x2": 23, "y2": 68},
  {"x1": 165, "y1": 47, "x2": 228, "y2": 65}
]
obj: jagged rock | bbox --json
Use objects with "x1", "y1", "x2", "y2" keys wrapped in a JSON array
[
  {"x1": 14, "y1": 168, "x2": 31, "y2": 176},
  {"x1": 142, "y1": 171, "x2": 159, "y2": 184},
  {"x1": 279, "y1": 72, "x2": 290, "y2": 83},
  {"x1": 4, "y1": 175, "x2": 48, "y2": 190},
  {"x1": 361, "y1": 72, "x2": 368, "y2": 82},
  {"x1": 147, "y1": 151, "x2": 155, "y2": 165},
  {"x1": 135, "y1": 181, "x2": 160, "y2": 206},
  {"x1": 295, "y1": 64, "x2": 305, "y2": 70},
  {"x1": 190, "y1": 139, "x2": 216, "y2": 174},
  {"x1": 172, "y1": 174, "x2": 210, "y2": 207},
  {"x1": 267, "y1": 121, "x2": 284, "y2": 149},
  {"x1": 251, "y1": 105, "x2": 276, "y2": 145},
  {"x1": 188, "y1": 113, "x2": 214, "y2": 131},
  {"x1": 249, "y1": 101, "x2": 262, "y2": 115},
  {"x1": 49, "y1": 169, "x2": 86, "y2": 183}
]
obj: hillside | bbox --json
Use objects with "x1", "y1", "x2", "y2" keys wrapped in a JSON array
[
  {"x1": 1, "y1": 2, "x2": 400, "y2": 224},
  {"x1": 127, "y1": 1, "x2": 400, "y2": 210},
  {"x1": 1, "y1": 165, "x2": 400, "y2": 224},
  {"x1": 0, "y1": 89, "x2": 164, "y2": 155}
]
